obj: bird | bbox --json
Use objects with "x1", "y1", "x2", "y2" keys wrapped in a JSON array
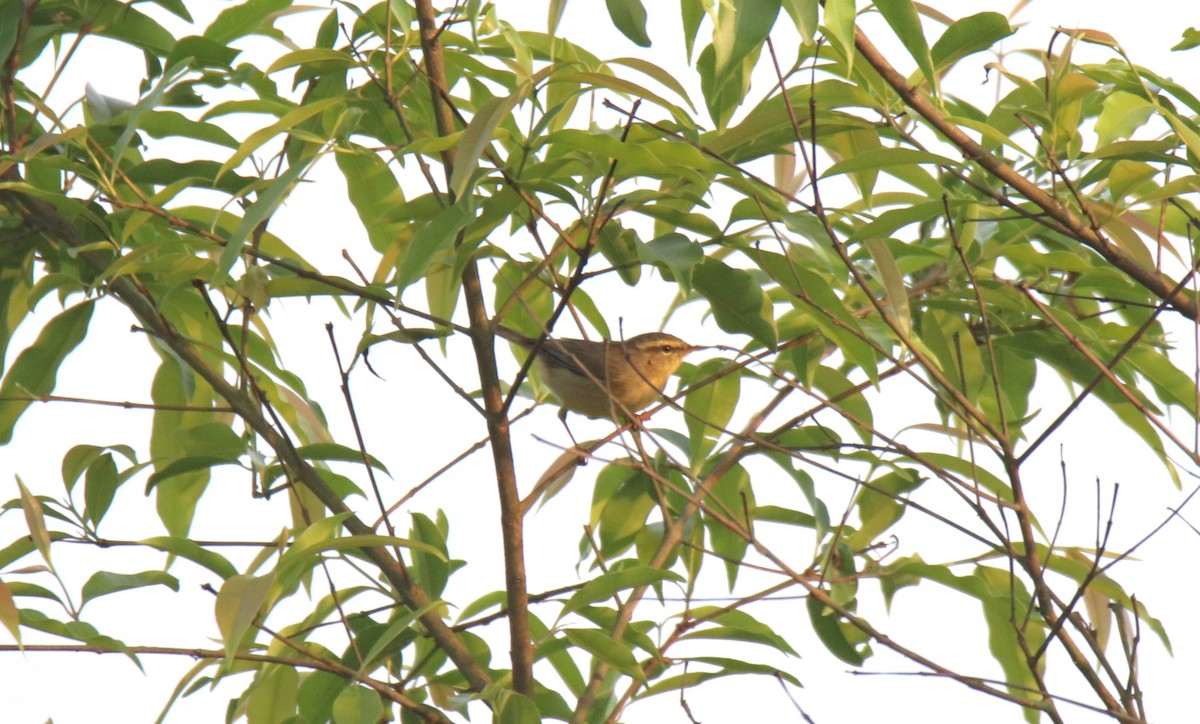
[{"x1": 496, "y1": 328, "x2": 703, "y2": 420}]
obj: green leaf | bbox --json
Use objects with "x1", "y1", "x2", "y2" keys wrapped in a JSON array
[
  {"x1": 640, "y1": 233, "x2": 703, "y2": 291},
  {"x1": 916, "y1": 452, "x2": 1014, "y2": 503},
  {"x1": 712, "y1": 0, "x2": 781, "y2": 88},
  {"x1": 1173, "y1": 27, "x2": 1200, "y2": 51},
  {"x1": 265, "y1": 48, "x2": 353, "y2": 74},
  {"x1": 215, "y1": 98, "x2": 341, "y2": 182},
  {"x1": 593, "y1": 466, "x2": 656, "y2": 559},
  {"x1": 396, "y1": 200, "x2": 473, "y2": 294},
  {"x1": 499, "y1": 692, "x2": 542, "y2": 724},
  {"x1": 149, "y1": 361, "x2": 213, "y2": 538},
  {"x1": 83, "y1": 453, "x2": 120, "y2": 527},
  {"x1": 931, "y1": 13, "x2": 1014, "y2": 71},
  {"x1": 974, "y1": 566, "x2": 1044, "y2": 708},
  {"x1": 863, "y1": 238, "x2": 911, "y2": 336},
  {"x1": 0, "y1": 580, "x2": 19, "y2": 645},
  {"x1": 0, "y1": 537, "x2": 38, "y2": 573},
  {"x1": 680, "y1": 607, "x2": 799, "y2": 656},
  {"x1": 215, "y1": 573, "x2": 276, "y2": 661},
  {"x1": 1166, "y1": 111, "x2": 1200, "y2": 161},
  {"x1": 874, "y1": 0, "x2": 935, "y2": 91},
  {"x1": 697, "y1": 42, "x2": 750, "y2": 131},
  {"x1": 848, "y1": 200, "x2": 946, "y2": 241},
  {"x1": 823, "y1": 0, "x2": 857, "y2": 74},
  {"x1": 105, "y1": 63, "x2": 191, "y2": 178},
  {"x1": 279, "y1": 533, "x2": 443, "y2": 588},
  {"x1": 62, "y1": 445, "x2": 114, "y2": 493},
  {"x1": 640, "y1": 655, "x2": 801, "y2": 696},
  {"x1": 806, "y1": 595, "x2": 867, "y2": 665},
  {"x1": 81, "y1": 570, "x2": 180, "y2": 607},
  {"x1": 789, "y1": 0, "x2": 820, "y2": 41},
  {"x1": 336, "y1": 143, "x2": 405, "y2": 252},
  {"x1": 0, "y1": 301, "x2": 93, "y2": 444},
  {"x1": 782, "y1": 263, "x2": 879, "y2": 383},
  {"x1": 820, "y1": 148, "x2": 957, "y2": 178},
  {"x1": 358, "y1": 602, "x2": 439, "y2": 672},
  {"x1": 204, "y1": 0, "x2": 293, "y2": 43},
  {"x1": 605, "y1": 0, "x2": 651, "y2": 47},
  {"x1": 548, "y1": 0, "x2": 568, "y2": 34},
  {"x1": 16, "y1": 477, "x2": 52, "y2": 566},
  {"x1": 561, "y1": 567, "x2": 683, "y2": 616},
  {"x1": 597, "y1": 222, "x2": 642, "y2": 285},
  {"x1": 555, "y1": 71, "x2": 689, "y2": 123},
  {"x1": 563, "y1": 628, "x2": 646, "y2": 682},
  {"x1": 451, "y1": 91, "x2": 523, "y2": 198},
  {"x1": 75, "y1": 0, "x2": 177, "y2": 55},
  {"x1": 331, "y1": 685, "x2": 383, "y2": 724},
  {"x1": 683, "y1": 359, "x2": 740, "y2": 466},
  {"x1": 847, "y1": 469, "x2": 921, "y2": 549},
  {"x1": 409, "y1": 512, "x2": 452, "y2": 599},
  {"x1": 295, "y1": 443, "x2": 389, "y2": 474},
  {"x1": 166, "y1": 35, "x2": 237, "y2": 69},
  {"x1": 0, "y1": 0, "x2": 21, "y2": 63},
  {"x1": 298, "y1": 670, "x2": 348, "y2": 724},
  {"x1": 1095, "y1": 91, "x2": 1155, "y2": 148},
  {"x1": 217, "y1": 151, "x2": 324, "y2": 282},
  {"x1": 681, "y1": 0, "x2": 704, "y2": 62},
  {"x1": 178, "y1": 422, "x2": 245, "y2": 458},
  {"x1": 607, "y1": 57, "x2": 694, "y2": 110},
  {"x1": 141, "y1": 536, "x2": 238, "y2": 579},
  {"x1": 145, "y1": 456, "x2": 241, "y2": 493},
  {"x1": 247, "y1": 664, "x2": 299, "y2": 724},
  {"x1": 139, "y1": 110, "x2": 239, "y2": 148},
  {"x1": 705, "y1": 464, "x2": 752, "y2": 588},
  {"x1": 693, "y1": 259, "x2": 777, "y2": 348}
]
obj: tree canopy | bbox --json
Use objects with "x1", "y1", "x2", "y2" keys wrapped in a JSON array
[{"x1": 2, "y1": 1, "x2": 1199, "y2": 722}]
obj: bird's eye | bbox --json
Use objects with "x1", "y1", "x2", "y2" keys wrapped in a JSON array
[{"x1": 661, "y1": 344, "x2": 674, "y2": 354}]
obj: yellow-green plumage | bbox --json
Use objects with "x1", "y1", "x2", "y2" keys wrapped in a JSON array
[{"x1": 502, "y1": 331, "x2": 700, "y2": 420}]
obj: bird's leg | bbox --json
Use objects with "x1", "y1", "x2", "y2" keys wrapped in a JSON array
[{"x1": 557, "y1": 408, "x2": 588, "y2": 466}]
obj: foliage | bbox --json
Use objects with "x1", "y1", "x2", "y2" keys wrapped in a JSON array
[{"x1": 0, "y1": 0, "x2": 1197, "y2": 722}]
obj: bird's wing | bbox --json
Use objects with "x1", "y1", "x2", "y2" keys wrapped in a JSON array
[{"x1": 542, "y1": 340, "x2": 607, "y2": 382}]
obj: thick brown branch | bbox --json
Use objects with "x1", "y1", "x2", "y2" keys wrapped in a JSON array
[{"x1": 412, "y1": 0, "x2": 534, "y2": 697}]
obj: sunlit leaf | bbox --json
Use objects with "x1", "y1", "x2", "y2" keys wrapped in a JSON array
[
  {"x1": 451, "y1": 91, "x2": 524, "y2": 198},
  {"x1": 563, "y1": 628, "x2": 646, "y2": 682},
  {"x1": 331, "y1": 684, "x2": 383, "y2": 724},
  {"x1": 561, "y1": 567, "x2": 683, "y2": 616},
  {"x1": 215, "y1": 573, "x2": 276, "y2": 661},
  {"x1": 0, "y1": 580, "x2": 19, "y2": 645},
  {"x1": 16, "y1": 478, "x2": 51, "y2": 566},
  {"x1": 931, "y1": 13, "x2": 1014, "y2": 71},
  {"x1": 874, "y1": 0, "x2": 935, "y2": 92}
]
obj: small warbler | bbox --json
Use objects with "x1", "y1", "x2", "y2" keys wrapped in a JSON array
[{"x1": 497, "y1": 328, "x2": 702, "y2": 420}]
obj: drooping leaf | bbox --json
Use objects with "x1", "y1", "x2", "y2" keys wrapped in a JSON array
[
  {"x1": 605, "y1": 0, "x2": 651, "y2": 47},
  {"x1": 874, "y1": 0, "x2": 935, "y2": 91},
  {"x1": 81, "y1": 571, "x2": 180, "y2": 607},
  {"x1": 931, "y1": 12, "x2": 1014, "y2": 71},
  {"x1": 215, "y1": 573, "x2": 276, "y2": 662},
  {"x1": 561, "y1": 567, "x2": 683, "y2": 616},
  {"x1": 0, "y1": 301, "x2": 93, "y2": 445},
  {"x1": 450, "y1": 91, "x2": 524, "y2": 198}
]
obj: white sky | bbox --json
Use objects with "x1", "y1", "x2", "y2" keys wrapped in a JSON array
[{"x1": 3, "y1": 1, "x2": 1200, "y2": 722}]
